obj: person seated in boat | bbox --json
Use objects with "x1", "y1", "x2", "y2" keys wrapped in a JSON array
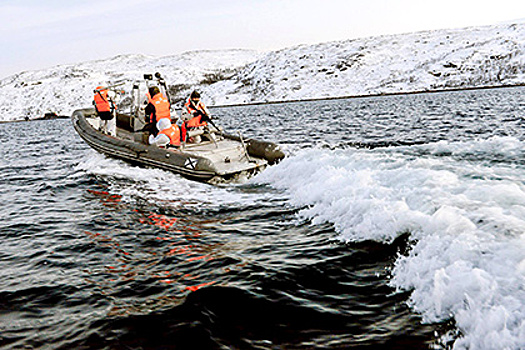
[
  {"x1": 181, "y1": 90, "x2": 210, "y2": 122},
  {"x1": 144, "y1": 86, "x2": 171, "y2": 137},
  {"x1": 93, "y1": 86, "x2": 117, "y2": 136},
  {"x1": 148, "y1": 118, "x2": 181, "y2": 148},
  {"x1": 181, "y1": 90, "x2": 213, "y2": 143}
]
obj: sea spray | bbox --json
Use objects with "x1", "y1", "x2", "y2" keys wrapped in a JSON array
[{"x1": 253, "y1": 137, "x2": 525, "y2": 349}]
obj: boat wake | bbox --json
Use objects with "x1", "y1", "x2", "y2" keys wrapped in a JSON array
[
  {"x1": 75, "y1": 152, "x2": 275, "y2": 209},
  {"x1": 252, "y1": 136, "x2": 525, "y2": 349}
]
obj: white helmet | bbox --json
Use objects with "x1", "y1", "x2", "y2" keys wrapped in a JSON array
[{"x1": 157, "y1": 118, "x2": 171, "y2": 131}]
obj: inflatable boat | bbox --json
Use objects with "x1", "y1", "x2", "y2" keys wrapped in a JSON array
[{"x1": 71, "y1": 108, "x2": 284, "y2": 182}]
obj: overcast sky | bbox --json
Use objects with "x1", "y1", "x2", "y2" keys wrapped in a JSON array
[{"x1": 1, "y1": 0, "x2": 524, "y2": 79}]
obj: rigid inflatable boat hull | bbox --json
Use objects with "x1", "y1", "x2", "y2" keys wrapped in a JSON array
[{"x1": 71, "y1": 108, "x2": 284, "y2": 182}]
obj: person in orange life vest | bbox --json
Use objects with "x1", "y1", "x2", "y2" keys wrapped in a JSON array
[
  {"x1": 181, "y1": 90, "x2": 210, "y2": 124},
  {"x1": 148, "y1": 118, "x2": 181, "y2": 147},
  {"x1": 93, "y1": 86, "x2": 117, "y2": 136},
  {"x1": 144, "y1": 86, "x2": 171, "y2": 136},
  {"x1": 180, "y1": 90, "x2": 211, "y2": 142}
]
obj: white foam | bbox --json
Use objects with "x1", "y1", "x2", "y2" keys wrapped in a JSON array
[
  {"x1": 253, "y1": 137, "x2": 525, "y2": 349},
  {"x1": 74, "y1": 152, "x2": 270, "y2": 209}
]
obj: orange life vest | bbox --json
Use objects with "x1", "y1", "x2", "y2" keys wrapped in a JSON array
[
  {"x1": 185, "y1": 115, "x2": 207, "y2": 128},
  {"x1": 159, "y1": 125, "x2": 181, "y2": 146},
  {"x1": 184, "y1": 98, "x2": 208, "y2": 127},
  {"x1": 150, "y1": 93, "x2": 170, "y2": 123},
  {"x1": 94, "y1": 87, "x2": 111, "y2": 113}
]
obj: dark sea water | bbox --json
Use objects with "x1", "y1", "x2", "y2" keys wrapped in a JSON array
[{"x1": 1, "y1": 87, "x2": 524, "y2": 349}]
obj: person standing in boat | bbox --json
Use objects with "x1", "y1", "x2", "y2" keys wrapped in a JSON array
[
  {"x1": 144, "y1": 86, "x2": 171, "y2": 136},
  {"x1": 148, "y1": 118, "x2": 181, "y2": 148},
  {"x1": 93, "y1": 86, "x2": 117, "y2": 136}
]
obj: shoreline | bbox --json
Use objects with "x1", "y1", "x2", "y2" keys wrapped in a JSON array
[
  {"x1": 209, "y1": 83, "x2": 525, "y2": 109},
  {"x1": 1, "y1": 83, "x2": 524, "y2": 123}
]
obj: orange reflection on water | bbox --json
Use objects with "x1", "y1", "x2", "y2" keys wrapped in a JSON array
[
  {"x1": 82, "y1": 202, "x2": 230, "y2": 320},
  {"x1": 187, "y1": 255, "x2": 213, "y2": 262},
  {"x1": 134, "y1": 210, "x2": 181, "y2": 232},
  {"x1": 184, "y1": 281, "x2": 216, "y2": 292},
  {"x1": 87, "y1": 189, "x2": 122, "y2": 207}
]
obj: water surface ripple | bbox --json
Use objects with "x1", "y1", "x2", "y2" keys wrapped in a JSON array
[{"x1": 1, "y1": 87, "x2": 524, "y2": 349}]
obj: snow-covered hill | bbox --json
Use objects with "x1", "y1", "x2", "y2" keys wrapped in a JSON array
[
  {"x1": 0, "y1": 50, "x2": 261, "y2": 122},
  {"x1": 1, "y1": 22, "x2": 524, "y2": 122},
  {"x1": 205, "y1": 22, "x2": 525, "y2": 105}
]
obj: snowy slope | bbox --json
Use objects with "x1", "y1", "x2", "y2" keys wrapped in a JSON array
[
  {"x1": 204, "y1": 22, "x2": 525, "y2": 105},
  {"x1": 0, "y1": 22, "x2": 524, "y2": 121},
  {"x1": 0, "y1": 50, "x2": 260, "y2": 121}
]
